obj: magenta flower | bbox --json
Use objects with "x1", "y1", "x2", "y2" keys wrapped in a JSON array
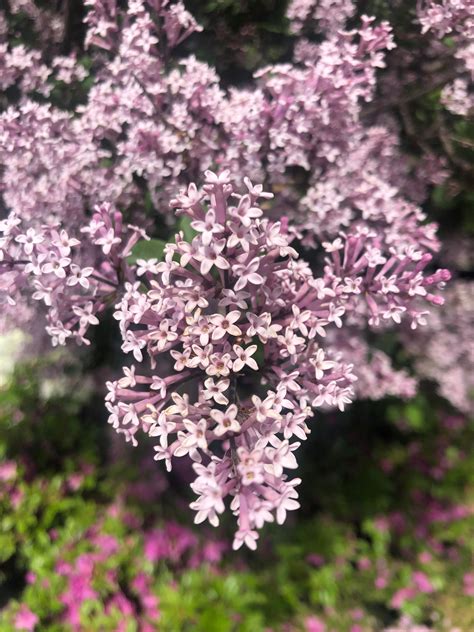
[{"x1": 14, "y1": 606, "x2": 38, "y2": 631}]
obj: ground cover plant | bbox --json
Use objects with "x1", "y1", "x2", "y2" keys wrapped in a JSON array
[{"x1": 0, "y1": 362, "x2": 473, "y2": 630}]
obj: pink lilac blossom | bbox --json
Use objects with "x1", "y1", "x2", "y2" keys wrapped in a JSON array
[
  {"x1": 84, "y1": 0, "x2": 202, "y2": 51},
  {"x1": 222, "y1": 16, "x2": 396, "y2": 189},
  {"x1": 287, "y1": 0, "x2": 356, "y2": 35},
  {"x1": 5, "y1": 0, "x2": 64, "y2": 47},
  {"x1": 418, "y1": 0, "x2": 474, "y2": 39},
  {"x1": 295, "y1": 127, "x2": 441, "y2": 250},
  {"x1": 0, "y1": 44, "x2": 51, "y2": 95},
  {"x1": 0, "y1": 203, "x2": 146, "y2": 346},
  {"x1": 418, "y1": 1, "x2": 474, "y2": 116},
  {"x1": 104, "y1": 171, "x2": 448, "y2": 548},
  {"x1": 441, "y1": 77, "x2": 474, "y2": 115},
  {"x1": 0, "y1": 0, "x2": 213, "y2": 224},
  {"x1": 403, "y1": 280, "x2": 474, "y2": 414},
  {"x1": 106, "y1": 171, "x2": 359, "y2": 549},
  {"x1": 333, "y1": 334, "x2": 417, "y2": 401},
  {"x1": 0, "y1": 2, "x2": 399, "y2": 230}
]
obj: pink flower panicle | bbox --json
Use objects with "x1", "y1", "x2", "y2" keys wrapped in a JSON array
[{"x1": 108, "y1": 170, "x2": 358, "y2": 549}]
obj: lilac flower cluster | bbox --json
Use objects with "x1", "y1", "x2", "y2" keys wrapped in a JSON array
[
  {"x1": 0, "y1": 0, "x2": 398, "y2": 229},
  {"x1": 102, "y1": 171, "x2": 447, "y2": 548},
  {"x1": 106, "y1": 171, "x2": 357, "y2": 549},
  {"x1": 418, "y1": 0, "x2": 474, "y2": 38},
  {"x1": 0, "y1": 203, "x2": 145, "y2": 345},
  {"x1": 417, "y1": 1, "x2": 474, "y2": 117},
  {"x1": 0, "y1": 0, "x2": 215, "y2": 225},
  {"x1": 404, "y1": 280, "x2": 474, "y2": 414},
  {"x1": 223, "y1": 15, "x2": 395, "y2": 190},
  {"x1": 332, "y1": 334, "x2": 417, "y2": 401},
  {"x1": 287, "y1": 0, "x2": 356, "y2": 35}
]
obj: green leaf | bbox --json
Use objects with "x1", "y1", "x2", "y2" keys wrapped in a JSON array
[
  {"x1": 178, "y1": 215, "x2": 197, "y2": 243},
  {"x1": 127, "y1": 238, "x2": 167, "y2": 264},
  {"x1": 253, "y1": 338, "x2": 265, "y2": 368}
]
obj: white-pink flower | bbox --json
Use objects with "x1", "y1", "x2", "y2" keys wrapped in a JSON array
[
  {"x1": 233, "y1": 344, "x2": 258, "y2": 371},
  {"x1": 211, "y1": 311, "x2": 242, "y2": 340},
  {"x1": 210, "y1": 404, "x2": 241, "y2": 436}
]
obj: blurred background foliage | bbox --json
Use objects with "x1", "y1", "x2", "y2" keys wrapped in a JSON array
[{"x1": 0, "y1": 359, "x2": 473, "y2": 630}]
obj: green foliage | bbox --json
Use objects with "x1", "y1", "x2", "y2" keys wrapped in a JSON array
[
  {"x1": 185, "y1": 0, "x2": 291, "y2": 81},
  {"x1": 178, "y1": 215, "x2": 197, "y2": 243},
  {"x1": 127, "y1": 238, "x2": 168, "y2": 264},
  {"x1": 128, "y1": 216, "x2": 197, "y2": 264},
  {"x1": 1, "y1": 365, "x2": 474, "y2": 630},
  {"x1": 157, "y1": 571, "x2": 265, "y2": 631}
]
